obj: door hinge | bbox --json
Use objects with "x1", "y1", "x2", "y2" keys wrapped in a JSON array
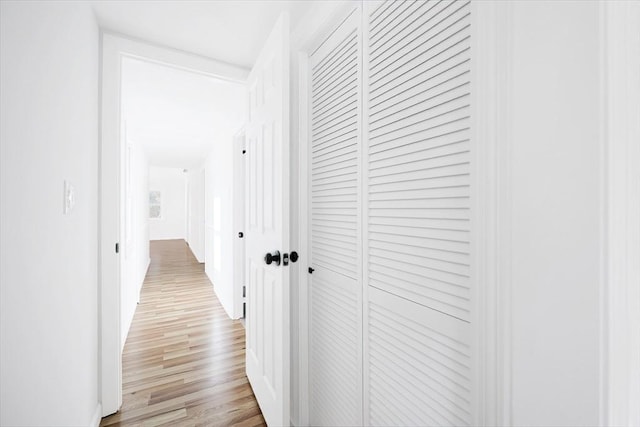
[{"x1": 115, "y1": 242, "x2": 120, "y2": 254}]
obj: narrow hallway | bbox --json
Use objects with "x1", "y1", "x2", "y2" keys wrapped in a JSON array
[{"x1": 101, "y1": 240, "x2": 265, "y2": 427}]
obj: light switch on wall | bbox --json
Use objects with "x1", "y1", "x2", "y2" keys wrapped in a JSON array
[{"x1": 63, "y1": 180, "x2": 75, "y2": 215}]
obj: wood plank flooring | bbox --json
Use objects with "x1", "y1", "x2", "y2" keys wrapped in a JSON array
[{"x1": 101, "y1": 239, "x2": 265, "y2": 427}]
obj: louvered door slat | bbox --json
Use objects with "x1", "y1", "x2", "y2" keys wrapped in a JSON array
[
  {"x1": 370, "y1": 51, "x2": 470, "y2": 108},
  {"x1": 364, "y1": 1, "x2": 473, "y2": 425},
  {"x1": 367, "y1": 287, "x2": 472, "y2": 426},
  {"x1": 370, "y1": 1, "x2": 422, "y2": 44},
  {"x1": 309, "y1": 8, "x2": 362, "y2": 426},
  {"x1": 370, "y1": 1, "x2": 469, "y2": 67}
]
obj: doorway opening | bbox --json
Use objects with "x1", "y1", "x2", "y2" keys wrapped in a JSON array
[{"x1": 99, "y1": 33, "x2": 249, "y2": 419}]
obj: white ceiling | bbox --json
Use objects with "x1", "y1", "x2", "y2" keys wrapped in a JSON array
[
  {"x1": 121, "y1": 57, "x2": 247, "y2": 169},
  {"x1": 92, "y1": 0, "x2": 320, "y2": 69},
  {"x1": 96, "y1": 1, "x2": 325, "y2": 170}
]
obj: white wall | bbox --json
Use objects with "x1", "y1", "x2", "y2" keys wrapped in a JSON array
[
  {"x1": 149, "y1": 166, "x2": 186, "y2": 241},
  {"x1": 509, "y1": 2, "x2": 602, "y2": 425},
  {"x1": 187, "y1": 168, "x2": 205, "y2": 263},
  {"x1": 204, "y1": 136, "x2": 239, "y2": 318},
  {"x1": 0, "y1": 2, "x2": 100, "y2": 426},
  {"x1": 121, "y1": 142, "x2": 150, "y2": 348}
]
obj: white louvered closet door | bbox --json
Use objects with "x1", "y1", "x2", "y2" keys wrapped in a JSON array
[
  {"x1": 308, "y1": 7, "x2": 363, "y2": 426},
  {"x1": 363, "y1": 1, "x2": 473, "y2": 426}
]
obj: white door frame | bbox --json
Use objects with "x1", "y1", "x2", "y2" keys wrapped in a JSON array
[
  {"x1": 602, "y1": 1, "x2": 640, "y2": 424},
  {"x1": 98, "y1": 32, "x2": 247, "y2": 416},
  {"x1": 292, "y1": 2, "x2": 514, "y2": 425},
  {"x1": 233, "y1": 130, "x2": 247, "y2": 319},
  {"x1": 469, "y1": 2, "x2": 514, "y2": 425}
]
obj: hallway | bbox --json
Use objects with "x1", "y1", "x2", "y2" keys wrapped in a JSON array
[{"x1": 101, "y1": 240, "x2": 265, "y2": 427}]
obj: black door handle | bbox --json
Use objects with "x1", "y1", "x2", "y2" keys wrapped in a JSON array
[
  {"x1": 264, "y1": 250, "x2": 281, "y2": 266},
  {"x1": 290, "y1": 251, "x2": 299, "y2": 263},
  {"x1": 238, "y1": 232, "x2": 243, "y2": 238}
]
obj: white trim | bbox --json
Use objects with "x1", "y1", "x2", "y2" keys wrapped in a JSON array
[
  {"x1": 232, "y1": 129, "x2": 246, "y2": 320},
  {"x1": 98, "y1": 32, "x2": 248, "y2": 417},
  {"x1": 99, "y1": 31, "x2": 123, "y2": 416},
  {"x1": 359, "y1": 3, "x2": 369, "y2": 424},
  {"x1": 101, "y1": 31, "x2": 249, "y2": 82},
  {"x1": 89, "y1": 403, "x2": 102, "y2": 427},
  {"x1": 295, "y1": 50, "x2": 311, "y2": 427},
  {"x1": 470, "y1": 2, "x2": 513, "y2": 425},
  {"x1": 602, "y1": 1, "x2": 640, "y2": 425}
]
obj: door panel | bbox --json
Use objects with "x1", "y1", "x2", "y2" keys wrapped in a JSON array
[
  {"x1": 309, "y1": 8, "x2": 362, "y2": 426},
  {"x1": 307, "y1": 1, "x2": 474, "y2": 426},
  {"x1": 245, "y1": 13, "x2": 290, "y2": 427},
  {"x1": 367, "y1": 287, "x2": 472, "y2": 426},
  {"x1": 363, "y1": 1, "x2": 473, "y2": 425}
]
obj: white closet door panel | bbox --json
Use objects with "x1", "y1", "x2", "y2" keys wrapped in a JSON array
[
  {"x1": 370, "y1": 51, "x2": 470, "y2": 109},
  {"x1": 368, "y1": 118, "x2": 471, "y2": 155},
  {"x1": 369, "y1": 104, "x2": 470, "y2": 143},
  {"x1": 367, "y1": 287, "x2": 472, "y2": 426},
  {"x1": 310, "y1": 272, "x2": 360, "y2": 425},
  {"x1": 313, "y1": 108, "x2": 358, "y2": 136},
  {"x1": 313, "y1": 136, "x2": 358, "y2": 159},
  {"x1": 369, "y1": 172, "x2": 470, "y2": 194},
  {"x1": 369, "y1": 76, "x2": 470, "y2": 123},
  {"x1": 369, "y1": 1, "x2": 450, "y2": 52},
  {"x1": 368, "y1": 0, "x2": 418, "y2": 40},
  {"x1": 370, "y1": 36, "x2": 470, "y2": 96},
  {"x1": 370, "y1": 215, "x2": 468, "y2": 233},
  {"x1": 369, "y1": 83, "x2": 470, "y2": 132},
  {"x1": 368, "y1": 196, "x2": 469, "y2": 210},
  {"x1": 313, "y1": 94, "x2": 358, "y2": 124},
  {"x1": 369, "y1": 166, "x2": 469, "y2": 189},
  {"x1": 369, "y1": 138, "x2": 469, "y2": 167},
  {"x1": 368, "y1": 230, "x2": 469, "y2": 256},
  {"x1": 309, "y1": 8, "x2": 362, "y2": 426},
  {"x1": 312, "y1": 73, "x2": 358, "y2": 109},
  {"x1": 370, "y1": 1, "x2": 470, "y2": 69},
  {"x1": 364, "y1": 0, "x2": 473, "y2": 424}
]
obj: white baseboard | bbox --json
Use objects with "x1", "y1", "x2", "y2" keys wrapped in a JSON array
[{"x1": 89, "y1": 402, "x2": 102, "y2": 427}]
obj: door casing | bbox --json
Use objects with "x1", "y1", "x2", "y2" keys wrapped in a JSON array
[
  {"x1": 291, "y1": 2, "x2": 514, "y2": 425},
  {"x1": 98, "y1": 32, "x2": 247, "y2": 417}
]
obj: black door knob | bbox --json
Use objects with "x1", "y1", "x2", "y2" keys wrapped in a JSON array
[
  {"x1": 238, "y1": 232, "x2": 243, "y2": 238},
  {"x1": 290, "y1": 251, "x2": 299, "y2": 263},
  {"x1": 264, "y1": 250, "x2": 281, "y2": 266}
]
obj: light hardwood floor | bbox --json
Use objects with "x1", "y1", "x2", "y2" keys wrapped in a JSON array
[{"x1": 101, "y1": 239, "x2": 265, "y2": 427}]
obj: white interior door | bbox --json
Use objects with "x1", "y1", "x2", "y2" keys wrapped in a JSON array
[
  {"x1": 305, "y1": 1, "x2": 474, "y2": 425},
  {"x1": 308, "y1": 7, "x2": 363, "y2": 426},
  {"x1": 245, "y1": 13, "x2": 290, "y2": 427},
  {"x1": 363, "y1": 1, "x2": 473, "y2": 424}
]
